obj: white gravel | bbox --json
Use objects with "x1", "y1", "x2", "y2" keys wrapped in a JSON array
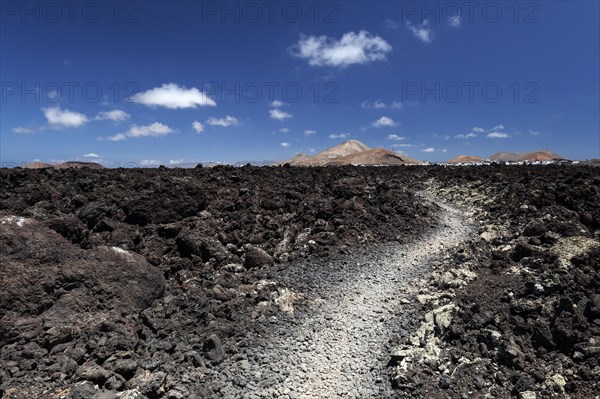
[{"x1": 206, "y1": 196, "x2": 473, "y2": 398}]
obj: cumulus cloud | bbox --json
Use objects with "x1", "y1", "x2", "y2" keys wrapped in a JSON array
[
  {"x1": 309, "y1": 148, "x2": 317, "y2": 153},
  {"x1": 448, "y1": 15, "x2": 461, "y2": 28},
  {"x1": 372, "y1": 116, "x2": 398, "y2": 128},
  {"x1": 192, "y1": 121, "x2": 205, "y2": 133},
  {"x1": 270, "y1": 109, "x2": 292, "y2": 121},
  {"x1": 529, "y1": 129, "x2": 541, "y2": 136},
  {"x1": 278, "y1": 128, "x2": 290, "y2": 134},
  {"x1": 280, "y1": 142, "x2": 291, "y2": 148},
  {"x1": 169, "y1": 159, "x2": 185, "y2": 165},
  {"x1": 106, "y1": 133, "x2": 126, "y2": 142},
  {"x1": 304, "y1": 130, "x2": 317, "y2": 136},
  {"x1": 387, "y1": 134, "x2": 406, "y2": 141},
  {"x1": 384, "y1": 18, "x2": 401, "y2": 30},
  {"x1": 406, "y1": 20, "x2": 434, "y2": 43},
  {"x1": 329, "y1": 133, "x2": 349, "y2": 139},
  {"x1": 130, "y1": 83, "x2": 216, "y2": 109},
  {"x1": 43, "y1": 106, "x2": 88, "y2": 128},
  {"x1": 362, "y1": 100, "x2": 403, "y2": 110},
  {"x1": 422, "y1": 147, "x2": 435, "y2": 152},
  {"x1": 141, "y1": 160, "x2": 162, "y2": 166},
  {"x1": 94, "y1": 109, "x2": 130, "y2": 122},
  {"x1": 492, "y1": 124, "x2": 505, "y2": 130},
  {"x1": 472, "y1": 127, "x2": 485, "y2": 133},
  {"x1": 271, "y1": 100, "x2": 287, "y2": 108},
  {"x1": 392, "y1": 144, "x2": 414, "y2": 148},
  {"x1": 487, "y1": 132, "x2": 510, "y2": 139},
  {"x1": 206, "y1": 116, "x2": 239, "y2": 127},
  {"x1": 291, "y1": 30, "x2": 392, "y2": 68},
  {"x1": 12, "y1": 127, "x2": 35, "y2": 134},
  {"x1": 83, "y1": 153, "x2": 100, "y2": 158},
  {"x1": 454, "y1": 132, "x2": 478, "y2": 139},
  {"x1": 104, "y1": 122, "x2": 174, "y2": 141}
]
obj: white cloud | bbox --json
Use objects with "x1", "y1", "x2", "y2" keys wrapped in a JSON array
[
  {"x1": 207, "y1": 115, "x2": 239, "y2": 127},
  {"x1": 280, "y1": 142, "x2": 291, "y2": 148},
  {"x1": 329, "y1": 133, "x2": 349, "y2": 139},
  {"x1": 387, "y1": 134, "x2": 406, "y2": 141},
  {"x1": 278, "y1": 128, "x2": 290, "y2": 134},
  {"x1": 169, "y1": 159, "x2": 185, "y2": 165},
  {"x1": 105, "y1": 133, "x2": 126, "y2": 141},
  {"x1": 529, "y1": 129, "x2": 540, "y2": 136},
  {"x1": 43, "y1": 106, "x2": 88, "y2": 128},
  {"x1": 472, "y1": 127, "x2": 485, "y2": 133},
  {"x1": 361, "y1": 100, "x2": 403, "y2": 110},
  {"x1": 309, "y1": 148, "x2": 317, "y2": 153},
  {"x1": 304, "y1": 129, "x2": 317, "y2": 136},
  {"x1": 95, "y1": 109, "x2": 130, "y2": 122},
  {"x1": 492, "y1": 124, "x2": 505, "y2": 130},
  {"x1": 422, "y1": 147, "x2": 435, "y2": 152},
  {"x1": 292, "y1": 30, "x2": 392, "y2": 68},
  {"x1": 454, "y1": 132, "x2": 478, "y2": 139},
  {"x1": 105, "y1": 133, "x2": 127, "y2": 141},
  {"x1": 406, "y1": 20, "x2": 434, "y2": 44},
  {"x1": 192, "y1": 121, "x2": 205, "y2": 133},
  {"x1": 392, "y1": 144, "x2": 414, "y2": 148},
  {"x1": 271, "y1": 100, "x2": 286, "y2": 108},
  {"x1": 384, "y1": 18, "x2": 401, "y2": 30},
  {"x1": 104, "y1": 122, "x2": 174, "y2": 141},
  {"x1": 83, "y1": 153, "x2": 100, "y2": 158},
  {"x1": 372, "y1": 116, "x2": 398, "y2": 128},
  {"x1": 130, "y1": 83, "x2": 216, "y2": 109},
  {"x1": 141, "y1": 159, "x2": 162, "y2": 166},
  {"x1": 373, "y1": 100, "x2": 386, "y2": 109},
  {"x1": 487, "y1": 132, "x2": 510, "y2": 139},
  {"x1": 12, "y1": 127, "x2": 35, "y2": 134},
  {"x1": 448, "y1": 15, "x2": 461, "y2": 28},
  {"x1": 442, "y1": 148, "x2": 448, "y2": 152},
  {"x1": 270, "y1": 109, "x2": 292, "y2": 121}
]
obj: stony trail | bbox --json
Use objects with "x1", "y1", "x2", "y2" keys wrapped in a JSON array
[{"x1": 205, "y1": 196, "x2": 474, "y2": 399}]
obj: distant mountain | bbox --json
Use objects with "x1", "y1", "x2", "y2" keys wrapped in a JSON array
[
  {"x1": 489, "y1": 149, "x2": 564, "y2": 162},
  {"x1": 283, "y1": 140, "x2": 422, "y2": 166},
  {"x1": 23, "y1": 162, "x2": 53, "y2": 169},
  {"x1": 447, "y1": 155, "x2": 483, "y2": 164},
  {"x1": 333, "y1": 148, "x2": 422, "y2": 165},
  {"x1": 24, "y1": 161, "x2": 105, "y2": 169}
]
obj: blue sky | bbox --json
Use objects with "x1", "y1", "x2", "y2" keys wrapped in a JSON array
[{"x1": 1, "y1": 0, "x2": 598, "y2": 165}]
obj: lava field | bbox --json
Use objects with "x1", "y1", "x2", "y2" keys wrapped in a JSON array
[{"x1": 0, "y1": 165, "x2": 598, "y2": 398}]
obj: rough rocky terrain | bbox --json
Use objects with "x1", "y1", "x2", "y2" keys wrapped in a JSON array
[
  {"x1": 0, "y1": 166, "x2": 435, "y2": 398},
  {"x1": 392, "y1": 165, "x2": 600, "y2": 398},
  {"x1": 201, "y1": 196, "x2": 472, "y2": 399},
  {"x1": 0, "y1": 165, "x2": 598, "y2": 398}
]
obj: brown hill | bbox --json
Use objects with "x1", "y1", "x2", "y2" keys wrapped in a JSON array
[
  {"x1": 447, "y1": 155, "x2": 483, "y2": 164},
  {"x1": 335, "y1": 148, "x2": 422, "y2": 165},
  {"x1": 56, "y1": 161, "x2": 105, "y2": 169},
  {"x1": 23, "y1": 162, "x2": 53, "y2": 169},
  {"x1": 490, "y1": 149, "x2": 564, "y2": 162},
  {"x1": 284, "y1": 140, "x2": 422, "y2": 166}
]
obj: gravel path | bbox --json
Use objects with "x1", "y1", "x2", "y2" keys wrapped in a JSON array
[{"x1": 205, "y1": 196, "x2": 473, "y2": 398}]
